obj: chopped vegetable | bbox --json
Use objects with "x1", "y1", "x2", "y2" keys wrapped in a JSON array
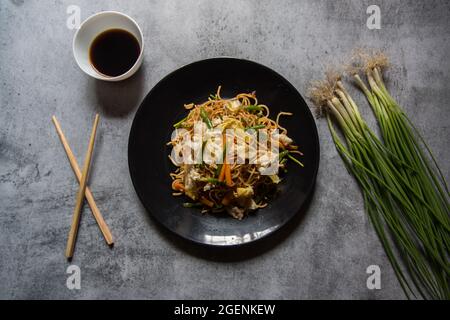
[
  {"x1": 269, "y1": 175, "x2": 281, "y2": 184},
  {"x1": 173, "y1": 116, "x2": 188, "y2": 128},
  {"x1": 287, "y1": 154, "x2": 305, "y2": 167},
  {"x1": 235, "y1": 187, "x2": 254, "y2": 198},
  {"x1": 245, "y1": 124, "x2": 266, "y2": 131},
  {"x1": 224, "y1": 163, "x2": 234, "y2": 187},
  {"x1": 279, "y1": 150, "x2": 289, "y2": 161},
  {"x1": 200, "y1": 107, "x2": 213, "y2": 129},
  {"x1": 218, "y1": 162, "x2": 226, "y2": 182},
  {"x1": 244, "y1": 105, "x2": 263, "y2": 112},
  {"x1": 171, "y1": 180, "x2": 184, "y2": 191},
  {"x1": 227, "y1": 100, "x2": 241, "y2": 112}
]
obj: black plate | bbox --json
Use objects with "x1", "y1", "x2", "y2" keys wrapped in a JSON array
[{"x1": 128, "y1": 58, "x2": 319, "y2": 246}]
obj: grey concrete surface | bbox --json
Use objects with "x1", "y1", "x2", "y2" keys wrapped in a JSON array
[{"x1": 0, "y1": 0, "x2": 449, "y2": 300}]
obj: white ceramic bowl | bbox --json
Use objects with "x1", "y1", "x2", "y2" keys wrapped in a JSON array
[{"x1": 73, "y1": 11, "x2": 144, "y2": 81}]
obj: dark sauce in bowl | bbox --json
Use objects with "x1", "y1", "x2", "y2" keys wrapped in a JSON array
[{"x1": 89, "y1": 29, "x2": 141, "y2": 77}]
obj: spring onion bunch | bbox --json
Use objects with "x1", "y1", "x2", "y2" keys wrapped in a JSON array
[{"x1": 309, "y1": 57, "x2": 449, "y2": 299}]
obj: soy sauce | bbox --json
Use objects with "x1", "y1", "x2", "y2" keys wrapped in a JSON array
[{"x1": 89, "y1": 29, "x2": 140, "y2": 77}]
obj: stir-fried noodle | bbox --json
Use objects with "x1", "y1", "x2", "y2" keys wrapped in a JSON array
[{"x1": 167, "y1": 87, "x2": 304, "y2": 219}]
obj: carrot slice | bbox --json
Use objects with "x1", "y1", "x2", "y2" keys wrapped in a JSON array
[
  {"x1": 172, "y1": 180, "x2": 184, "y2": 191},
  {"x1": 225, "y1": 163, "x2": 234, "y2": 187},
  {"x1": 218, "y1": 162, "x2": 226, "y2": 182}
]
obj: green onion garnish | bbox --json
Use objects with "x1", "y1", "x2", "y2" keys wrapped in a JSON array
[
  {"x1": 279, "y1": 150, "x2": 290, "y2": 161},
  {"x1": 287, "y1": 154, "x2": 304, "y2": 167},
  {"x1": 245, "y1": 124, "x2": 266, "y2": 131},
  {"x1": 244, "y1": 105, "x2": 263, "y2": 112},
  {"x1": 200, "y1": 107, "x2": 213, "y2": 129},
  {"x1": 173, "y1": 116, "x2": 187, "y2": 128}
]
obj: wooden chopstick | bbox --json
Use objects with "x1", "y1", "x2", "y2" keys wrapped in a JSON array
[
  {"x1": 65, "y1": 114, "x2": 100, "y2": 259},
  {"x1": 52, "y1": 116, "x2": 113, "y2": 246}
]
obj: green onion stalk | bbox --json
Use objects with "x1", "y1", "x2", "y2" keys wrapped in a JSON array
[
  {"x1": 352, "y1": 58, "x2": 449, "y2": 298},
  {"x1": 309, "y1": 68, "x2": 449, "y2": 299}
]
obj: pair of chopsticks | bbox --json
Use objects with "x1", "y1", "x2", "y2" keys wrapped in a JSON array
[{"x1": 52, "y1": 115, "x2": 113, "y2": 259}]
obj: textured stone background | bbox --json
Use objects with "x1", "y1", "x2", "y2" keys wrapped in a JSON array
[{"x1": 0, "y1": 0, "x2": 449, "y2": 299}]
